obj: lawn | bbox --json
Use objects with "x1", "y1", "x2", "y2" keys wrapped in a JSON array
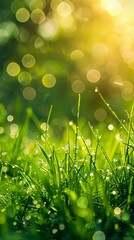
[{"x1": 0, "y1": 93, "x2": 133, "y2": 240}]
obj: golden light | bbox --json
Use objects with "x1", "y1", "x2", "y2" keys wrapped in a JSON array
[
  {"x1": 86, "y1": 69, "x2": 101, "y2": 83},
  {"x1": 92, "y1": 43, "x2": 109, "y2": 63},
  {"x1": 38, "y1": 18, "x2": 59, "y2": 40},
  {"x1": 57, "y1": 1, "x2": 74, "y2": 17},
  {"x1": 31, "y1": 9, "x2": 45, "y2": 24},
  {"x1": 16, "y1": 8, "x2": 30, "y2": 23},
  {"x1": 18, "y1": 71, "x2": 32, "y2": 86},
  {"x1": 42, "y1": 74, "x2": 56, "y2": 88},
  {"x1": 7, "y1": 62, "x2": 20, "y2": 77},
  {"x1": 22, "y1": 54, "x2": 36, "y2": 68},
  {"x1": 101, "y1": 0, "x2": 122, "y2": 16}
]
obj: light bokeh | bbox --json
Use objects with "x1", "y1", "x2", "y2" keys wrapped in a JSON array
[{"x1": 1, "y1": 0, "x2": 134, "y2": 121}]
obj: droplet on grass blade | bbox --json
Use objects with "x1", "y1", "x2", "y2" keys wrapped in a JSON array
[
  {"x1": 95, "y1": 87, "x2": 98, "y2": 92},
  {"x1": 113, "y1": 158, "x2": 118, "y2": 163},
  {"x1": 112, "y1": 190, "x2": 116, "y2": 195},
  {"x1": 115, "y1": 134, "x2": 123, "y2": 142},
  {"x1": 90, "y1": 172, "x2": 94, "y2": 177},
  {"x1": 108, "y1": 124, "x2": 114, "y2": 130},
  {"x1": 114, "y1": 207, "x2": 121, "y2": 215},
  {"x1": 2, "y1": 152, "x2": 7, "y2": 156},
  {"x1": 69, "y1": 121, "x2": 73, "y2": 126}
]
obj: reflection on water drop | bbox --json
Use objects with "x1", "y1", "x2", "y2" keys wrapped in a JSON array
[
  {"x1": 114, "y1": 207, "x2": 121, "y2": 215},
  {"x1": 108, "y1": 124, "x2": 114, "y2": 130},
  {"x1": 7, "y1": 115, "x2": 14, "y2": 122}
]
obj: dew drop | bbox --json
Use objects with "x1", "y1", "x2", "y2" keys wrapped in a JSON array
[
  {"x1": 114, "y1": 207, "x2": 121, "y2": 215},
  {"x1": 95, "y1": 87, "x2": 98, "y2": 92}
]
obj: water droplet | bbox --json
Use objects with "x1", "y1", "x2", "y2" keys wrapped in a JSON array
[
  {"x1": 95, "y1": 87, "x2": 98, "y2": 92},
  {"x1": 108, "y1": 124, "x2": 114, "y2": 131},
  {"x1": 2, "y1": 152, "x2": 7, "y2": 156},
  {"x1": 114, "y1": 207, "x2": 121, "y2": 215},
  {"x1": 90, "y1": 172, "x2": 94, "y2": 177},
  {"x1": 113, "y1": 158, "x2": 118, "y2": 163}
]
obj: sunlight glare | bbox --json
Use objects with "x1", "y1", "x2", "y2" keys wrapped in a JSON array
[
  {"x1": 101, "y1": 0, "x2": 122, "y2": 16},
  {"x1": 38, "y1": 19, "x2": 59, "y2": 40},
  {"x1": 57, "y1": 1, "x2": 74, "y2": 17}
]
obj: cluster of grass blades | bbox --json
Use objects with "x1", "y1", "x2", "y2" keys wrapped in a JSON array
[{"x1": 0, "y1": 91, "x2": 134, "y2": 240}]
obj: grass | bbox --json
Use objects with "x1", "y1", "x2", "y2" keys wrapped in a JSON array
[{"x1": 0, "y1": 93, "x2": 134, "y2": 240}]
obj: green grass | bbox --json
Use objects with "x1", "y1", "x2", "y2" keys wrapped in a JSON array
[{"x1": 0, "y1": 94, "x2": 134, "y2": 240}]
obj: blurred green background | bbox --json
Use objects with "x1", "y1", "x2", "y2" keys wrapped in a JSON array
[{"x1": 0, "y1": 0, "x2": 134, "y2": 127}]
